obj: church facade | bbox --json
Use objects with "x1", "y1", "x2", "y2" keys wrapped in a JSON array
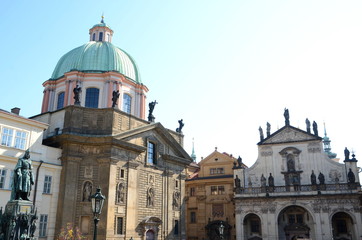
[
  {"x1": 233, "y1": 110, "x2": 362, "y2": 240},
  {"x1": 31, "y1": 18, "x2": 192, "y2": 240}
]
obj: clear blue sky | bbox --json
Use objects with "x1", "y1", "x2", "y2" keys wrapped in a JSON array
[{"x1": 1, "y1": 0, "x2": 361, "y2": 169}]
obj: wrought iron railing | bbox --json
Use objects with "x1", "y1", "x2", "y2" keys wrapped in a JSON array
[{"x1": 235, "y1": 182, "x2": 361, "y2": 195}]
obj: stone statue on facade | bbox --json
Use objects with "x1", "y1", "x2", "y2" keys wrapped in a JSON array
[
  {"x1": 318, "y1": 172, "x2": 325, "y2": 185},
  {"x1": 287, "y1": 155, "x2": 295, "y2": 172},
  {"x1": 344, "y1": 147, "x2": 350, "y2": 161},
  {"x1": 176, "y1": 119, "x2": 184, "y2": 133},
  {"x1": 147, "y1": 188, "x2": 154, "y2": 207},
  {"x1": 237, "y1": 156, "x2": 242, "y2": 168},
  {"x1": 82, "y1": 181, "x2": 93, "y2": 202},
  {"x1": 259, "y1": 126, "x2": 264, "y2": 141},
  {"x1": 284, "y1": 108, "x2": 290, "y2": 126},
  {"x1": 305, "y1": 118, "x2": 311, "y2": 133},
  {"x1": 111, "y1": 90, "x2": 120, "y2": 108},
  {"x1": 73, "y1": 85, "x2": 82, "y2": 105},
  {"x1": 266, "y1": 122, "x2": 271, "y2": 137},
  {"x1": 173, "y1": 191, "x2": 180, "y2": 209},
  {"x1": 347, "y1": 168, "x2": 355, "y2": 183},
  {"x1": 310, "y1": 170, "x2": 317, "y2": 185},
  {"x1": 268, "y1": 173, "x2": 274, "y2": 187},
  {"x1": 12, "y1": 149, "x2": 34, "y2": 201},
  {"x1": 234, "y1": 175, "x2": 241, "y2": 188},
  {"x1": 260, "y1": 174, "x2": 266, "y2": 187},
  {"x1": 313, "y1": 121, "x2": 318, "y2": 136},
  {"x1": 116, "y1": 183, "x2": 125, "y2": 203},
  {"x1": 147, "y1": 100, "x2": 158, "y2": 122}
]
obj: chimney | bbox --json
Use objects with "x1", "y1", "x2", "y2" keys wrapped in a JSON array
[{"x1": 11, "y1": 107, "x2": 20, "y2": 115}]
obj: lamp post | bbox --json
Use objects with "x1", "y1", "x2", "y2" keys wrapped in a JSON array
[
  {"x1": 218, "y1": 221, "x2": 225, "y2": 240},
  {"x1": 91, "y1": 187, "x2": 106, "y2": 240}
]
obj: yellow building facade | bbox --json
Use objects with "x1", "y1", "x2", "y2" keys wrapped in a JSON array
[{"x1": 185, "y1": 149, "x2": 246, "y2": 240}]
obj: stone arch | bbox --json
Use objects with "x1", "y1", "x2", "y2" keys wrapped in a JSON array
[
  {"x1": 277, "y1": 205, "x2": 315, "y2": 240},
  {"x1": 243, "y1": 213, "x2": 262, "y2": 240},
  {"x1": 331, "y1": 211, "x2": 356, "y2": 240}
]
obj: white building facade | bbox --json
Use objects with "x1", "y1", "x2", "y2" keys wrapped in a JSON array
[
  {"x1": 233, "y1": 111, "x2": 362, "y2": 240},
  {"x1": 0, "y1": 108, "x2": 62, "y2": 239}
]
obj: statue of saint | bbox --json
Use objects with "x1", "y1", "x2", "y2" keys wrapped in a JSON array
[
  {"x1": 260, "y1": 174, "x2": 266, "y2": 187},
  {"x1": 268, "y1": 173, "x2": 274, "y2": 187},
  {"x1": 313, "y1": 121, "x2": 318, "y2": 136},
  {"x1": 111, "y1": 90, "x2": 120, "y2": 107},
  {"x1": 344, "y1": 147, "x2": 350, "y2": 161},
  {"x1": 176, "y1": 119, "x2": 184, "y2": 133},
  {"x1": 287, "y1": 155, "x2": 295, "y2": 172},
  {"x1": 234, "y1": 175, "x2": 241, "y2": 188},
  {"x1": 259, "y1": 126, "x2": 264, "y2": 141},
  {"x1": 148, "y1": 100, "x2": 158, "y2": 114},
  {"x1": 310, "y1": 170, "x2": 317, "y2": 185},
  {"x1": 237, "y1": 156, "x2": 242, "y2": 168},
  {"x1": 347, "y1": 168, "x2": 355, "y2": 183},
  {"x1": 12, "y1": 149, "x2": 34, "y2": 201},
  {"x1": 284, "y1": 108, "x2": 290, "y2": 126},
  {"x1": 305, "y1": 118, "x2": 311, "y2": 133},
  {"x1": 82, "y1": 181, "x2": 92, "y2": 202},
  {"x1": 318, "y1": 172, "x2": 325, "y2": 185},
  {"x1": 266, "y1": 122, "x2": 271, "y2": 137},
  {"x1": 73, "y1": 85, "x2": 82, "y2": 105},
  {"x1": 147, "y1": 188, "x2": 154, "y2": 207}
]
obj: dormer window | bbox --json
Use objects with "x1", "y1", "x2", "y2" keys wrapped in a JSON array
[{"x1": 99, "y1": 32, "x2": 103, "y2": 41}]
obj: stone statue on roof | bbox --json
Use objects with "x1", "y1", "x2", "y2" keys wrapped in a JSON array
[{"x1": 284, "y1": 108, "x2": 290, "y2": 126}]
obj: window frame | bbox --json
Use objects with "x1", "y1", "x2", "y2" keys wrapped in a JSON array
[
  {"x1": 85, "y1": 87, "x2": 100, "y2": 108},
  {"x1": 147, "y1": 141, "x2": 157, "y2": 165},
  {"x1": 122, "y1": 94, "x2": 132, "y2": 114},
  {"x1": 0, "y1": 169, "x2": 7, "y2": 189},
  {"x1": 39, "y1": 214, "x2": 48, "y2": 237},
  {"x1": 0, "y1": 126, "x2": 28, "y2": 150},
  {"x1": 43, "y1": 175, "x2": 52, "y2": 194},
  {"x1": 57, "y1": 91, "x2": 65, "y2": 110},
  {"x1": 116, "y1": 216, "x2": 124, "y2": 235},
  {"x1": 190, "y1": 212, "x2": 196, "y2": 223}
]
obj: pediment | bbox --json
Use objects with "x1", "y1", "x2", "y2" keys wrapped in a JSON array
[
  {"x1": 114, "y1": 122, "x2": 192, "y2": 161},
  {"x1": 260, "y1": 126, "x2": 321, "y2": 145}
]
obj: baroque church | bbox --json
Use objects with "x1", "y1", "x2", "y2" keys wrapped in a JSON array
[
  {"x1": 30, "y1": 17, "x2": 192, "y2": 240},
  {"x1": 233, "y1": 110, "x2": 362, "y2": 240}
]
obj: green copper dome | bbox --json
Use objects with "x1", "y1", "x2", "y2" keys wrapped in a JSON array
[{"x1": 51, "y1": 41, "x2": 141, "y2": 83}]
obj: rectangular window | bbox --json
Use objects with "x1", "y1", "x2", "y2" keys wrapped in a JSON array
[
  {"x1": 190, "y1": 187, "x2": 196, "y2": 196},
  {"x1": 218, "y1": 186, "x2": 225, "y2": 195},
  {"x1": 147, "y1": 142, "x2": 156, "y2": 164},
  {"x1": 211, "y1": 186, "x2": 218, "y2": 195},
  {"x1": 57, "y1": 92, "x2": 65, "y2": 110},
  {"x1": 123, "y1": 94, "x2": 132, "y2": 114},
  {"x1": 43, "y1": 175, "x2": 52, "y2": 194},
  {"x1": 174, "y1": 220, "x2": 179, "y2": 235},
  {"x1": 116, "y1": 217, "x2": 123, "y2": 235},
  {"x1": 1, "y1": 127, "x2": 13, "y2": 147},
  {"x1": 39, "y1": 214, "x2": 48, "y2": 237},
  {"x1": 190, "y1": 212, "x2": 196, "y2": 223},
  {"x1": 210, "y1": 168, "x2": 224, "y2": 175},
  {"x1": 0, "y1": 169, "x2": 7, "y2": 189},
  {"x1": 14, "y1": 131, "x2": 27, "y2": 149},
  {"x1": 120, "y1": 169, "x2": 125, "y2": 178}
]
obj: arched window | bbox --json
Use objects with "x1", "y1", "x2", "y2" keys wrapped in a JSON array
[
  {"x1": 92, "y1": 33, "x2": 96, "y2": 41},
  {"x1": 85, "y1": 88, "x2": 99, "y2": 108},
  {"x1": 57, "y1": 92, "x2": 65, "y2": 110},
  {"x1": 99, "y1": 32, "x2": 103, "y2": 41},
  {"x1": 123, "y1": 94, "x2": 131, "y2": 114}
]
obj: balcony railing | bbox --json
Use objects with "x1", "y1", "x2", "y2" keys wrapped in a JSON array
[{"x1": 235, "y1": 182, "x2": 361, "y2": 195}]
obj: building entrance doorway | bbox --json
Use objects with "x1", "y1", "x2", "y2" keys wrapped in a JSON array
[{"x1": 146, "y1": 230, "x2": 155, "y2": 240}]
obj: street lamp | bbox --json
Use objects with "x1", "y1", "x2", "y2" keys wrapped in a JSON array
[
  {"x1": 218, "y1": 221, "x2": 225, "y2": 240},
  {"x1": 91, "y1": 187, "x2": 106, "y2": 240}
]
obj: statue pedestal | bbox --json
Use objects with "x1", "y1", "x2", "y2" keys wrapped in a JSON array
[{"x1": 1, "y1": 200, "x2": 37, "y2": 240}]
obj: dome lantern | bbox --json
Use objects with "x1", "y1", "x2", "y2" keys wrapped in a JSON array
[{"x1": 89, "y1": 16, "x2": 113, "y2": 43}]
